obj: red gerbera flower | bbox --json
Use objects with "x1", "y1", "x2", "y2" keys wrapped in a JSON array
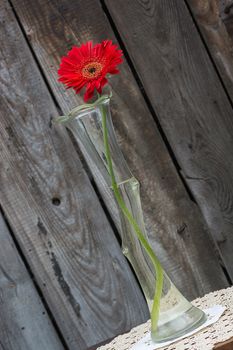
[{"x1": 58, "y1": 40, "x2": 123, "y2": 102}]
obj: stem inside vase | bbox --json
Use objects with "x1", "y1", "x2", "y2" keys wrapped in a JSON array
[
  {"x1": 61, "y1": 95, "x2": 207, "y2": 342},
  {"x1": 100, "y1": 99, "x2": 164, "y2": 334}
]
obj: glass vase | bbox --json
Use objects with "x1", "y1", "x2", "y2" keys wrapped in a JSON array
[{"x1": 61, "y1": 95, "x2": 206, "y2": 342}]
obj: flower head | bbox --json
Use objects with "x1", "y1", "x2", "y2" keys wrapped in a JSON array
[{"x1": 58, "y1": 40, "x2": 123, "y2": 101}]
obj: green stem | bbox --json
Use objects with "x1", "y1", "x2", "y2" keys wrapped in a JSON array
[{"x1": 100, "y1": 101, "x2": 164, "y2": 333}]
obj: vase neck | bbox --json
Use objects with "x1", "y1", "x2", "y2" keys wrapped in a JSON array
[{"x1": 65, "y1": 98, "x2": 134, "y2": 188}]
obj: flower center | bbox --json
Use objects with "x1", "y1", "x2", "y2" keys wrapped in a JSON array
[{"x1": 82, "y1": 62, "x2": 103, "y2": 79}]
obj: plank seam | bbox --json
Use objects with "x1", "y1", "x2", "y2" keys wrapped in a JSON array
[
  {"x1": 4, "y1": 1, "x2": 149, "y2": 342},
  {"x1": 0, "y1": 205, "x2": 70, "y2": 349},
  {"x1": 90, "y1": 179, "x2": 147, "y2": 298},
  {"x1": 100, "y1": 0, "x2": 233, "y2": 286},
  {"x1": 100, "y1": 0, "x2": 198, "y2": 205},
  {"x1": 7, "y1": 0, "x2": 63, "y2": 120},
  {"x1": 220, "y1": 263, "x2": 232, "y2": 285},
  {"x1": 7, "y1": 0, "x2": 128, "y2": 248},
  {"x1": 184, "y1": 0, "x2": 233, "y2": 111}
]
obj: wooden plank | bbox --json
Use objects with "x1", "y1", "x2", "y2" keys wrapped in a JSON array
[
  {"x1": 0, "y1": 1, "x2": 148, "y2": 349},
  {"x1": 0, "y1": 213, "x2": 64, "y2": 350},
  {"x1": 220, "y1": 0, "x2": 233, "y2": 38},
  {"x1": 10, "y1": 0, "x2": 228, "y2": 298},
  {"x1": 104, "y1": 0, "x2": 233, "y2": 280},
  {"x1": 214, "y1": 337, "x2": 233, "y2": 350},
  {"x1": 186, "y1": 0, "x2": 233, "y2": 103}
]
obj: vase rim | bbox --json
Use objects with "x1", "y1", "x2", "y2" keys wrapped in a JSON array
[{"x1": 54, "y1": 93, "x2": 111, "y2": 125}]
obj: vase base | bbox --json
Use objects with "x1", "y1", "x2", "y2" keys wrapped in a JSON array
[{"x1": 151, "y1": 305, "x2": 207, "y2": 343}]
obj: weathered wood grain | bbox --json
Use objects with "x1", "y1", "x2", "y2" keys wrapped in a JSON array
[
  {"x1": 219, "y1": 0, "x2": 233, "y2": 38},
  {"x1": 104, "y1": 0, "x2": 233, "y2": 279},
  {"x1": 0, "y1": 1, "x2": 148, "y2": 349},
  {"x1": 186, "y1": 0, "x2": 233, "y2": 103},
  {"x1": 0, "y1": 213, "x2": 64, "y2": 350},
  {"x1": 214, "y1": 337, "x2": 233, "y2": 349},
  {"x1": 10, "y1": 0, "x2": 228, "y2": 298}
]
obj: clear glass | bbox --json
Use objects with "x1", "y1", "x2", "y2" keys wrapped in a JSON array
[{"x1": 63, "y1": 97, "x2": 206, "y2": 342}]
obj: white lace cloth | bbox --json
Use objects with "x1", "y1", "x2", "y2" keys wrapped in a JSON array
[{"x1": 97, "y1": 287, "x2": 233, "y2": 350}]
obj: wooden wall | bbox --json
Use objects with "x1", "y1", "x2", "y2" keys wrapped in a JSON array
[{"x1": 1, "y1": 0, "x2": 233, "y2": 349}]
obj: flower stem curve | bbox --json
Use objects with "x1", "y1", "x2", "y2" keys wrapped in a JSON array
[{"x1": 100, "y1": 101, "x2": 164, "y2": 334}]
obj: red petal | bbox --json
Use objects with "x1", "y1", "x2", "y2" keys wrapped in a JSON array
[
  {"x1": 98, "y1": 77, "x2": 108, "y2": 93},
  {"x1": 108, "y1": 68, "x2": 120, "y2": 74},
  {"x1": 57, "y1": 39, "x2": 123, "y2": 97},
  {"x1": 84, "y1": 83, "x2": 95, "y2": 102}
]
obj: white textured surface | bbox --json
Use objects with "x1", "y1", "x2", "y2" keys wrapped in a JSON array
[
  {"x1": 97, "y1": 287, "x2": 233, "y2": 350},
  {"x1": 131, "y1": 305, "x2": 225, "y2": 349}
]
